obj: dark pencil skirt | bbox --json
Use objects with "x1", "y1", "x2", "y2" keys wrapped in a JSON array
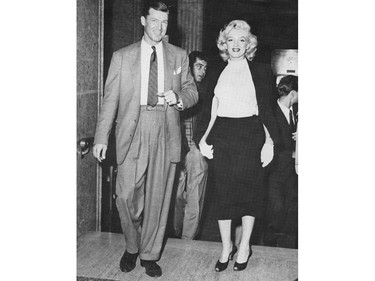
[{"x1": 207, "y1": 115, "x2": 265, "y2": 220}]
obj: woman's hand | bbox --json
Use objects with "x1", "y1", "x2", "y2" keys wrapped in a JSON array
[
  {"x1": 199, "y1": 140, "x2": 214, "y2": 159},
  {"x1": 261, "y1": 143, "x2": 273, "y2": 167}
]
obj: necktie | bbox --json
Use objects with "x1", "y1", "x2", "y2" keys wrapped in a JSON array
[
  {"x1": 289, "y1": 109, "x2": 297, "y2": 151},
  {"x1": 147, "y1": 46, "x2": 158, "y2": 106},
  {"x1": 289, "y1": 109, "x2": 296, "y2": 133}
]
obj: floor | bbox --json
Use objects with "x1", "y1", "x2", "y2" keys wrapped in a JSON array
[{"x1": 77, "y1": 232, "x2": 298, "y2": 281}]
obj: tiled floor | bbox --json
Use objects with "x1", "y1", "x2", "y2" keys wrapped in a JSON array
[{"x1": 77, "y1": 232, "x2": 298, "y2": 281}]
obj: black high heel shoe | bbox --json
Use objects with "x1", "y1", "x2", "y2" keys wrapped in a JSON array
[
  {"x1": 233, "y1": 246, "x2": 253, "y2": 271},
  {"x1": 215, "y1": 245, "x2": 238, "y2": 272}
]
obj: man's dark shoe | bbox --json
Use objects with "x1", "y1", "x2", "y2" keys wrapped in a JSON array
[
  {"x1": 140, "y1": 260, "x2": 162, "y2": 277},
  {"x1": 120, "y1": 251, "x2": 138, "y2": 272}
]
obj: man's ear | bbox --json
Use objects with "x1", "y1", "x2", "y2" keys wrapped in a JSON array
[{"x1": 141, "y1": 16, "x2": 146, "y2": 27}]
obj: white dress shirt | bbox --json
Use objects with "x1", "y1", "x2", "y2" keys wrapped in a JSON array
[
  {"x1": 277, "y1": 99, "x2": 295, "y2": 124},
  {"x1": 214, "y1": 59, "x2": 258, "y2": 118},
  {"x1": 140, "y1": 38, "x2": 165, "y2": 105}
]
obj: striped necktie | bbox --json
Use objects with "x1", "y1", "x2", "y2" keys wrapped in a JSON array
[{"x1": 147, "y1": 46, "x2": 158, "y2": 106}]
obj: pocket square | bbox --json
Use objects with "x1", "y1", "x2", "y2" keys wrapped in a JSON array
[{"x1": 173, "y1": 66, "x2": 181, "y2": 75}]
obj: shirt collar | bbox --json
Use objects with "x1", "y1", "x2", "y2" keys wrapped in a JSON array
[
  {"x1": 277, "y1": 99, "x2": 291, "y2": 111},
  {"x1": 141, "y1": 36, "x2": 163, "y2": 53},
  {"x1": 277, "y1": 99, "x2": 293, "y2": 121},
  {"x1": 227, "y1": 58, "x2": 247, "y2": 67}
]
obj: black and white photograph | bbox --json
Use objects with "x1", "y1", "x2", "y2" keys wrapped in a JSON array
[
  {"x1": 2, "y1": 1, "x2": 375, "y2": 281},
  {"x1": 77, "y1": 0, "x2": 298, "y2": 280}
]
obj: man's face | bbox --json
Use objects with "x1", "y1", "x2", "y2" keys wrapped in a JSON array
[
  {"x1": 291, "y1": 90, "x2": 298, "y2": 104},
  {"x1": 141, "y1": 8, "x2": 169, "y2": 45},
  {"x1": 192, "y1": 58, "x2": 208, "y2": 83}
]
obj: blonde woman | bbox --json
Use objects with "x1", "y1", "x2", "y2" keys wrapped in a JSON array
[{"x1": 199, "y1": 20, "x2": 278, "y2": 272}]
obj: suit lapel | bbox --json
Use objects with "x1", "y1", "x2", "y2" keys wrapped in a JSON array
[
  {"x1": 162, "y1": 41, "x2": 174, "y2": 91},
  {"x1": 131, "y1": 42, "x2": 142, "y2": 98},
  {"x1": 276, "y1": 103, "x2": 292, "y2": 132}
]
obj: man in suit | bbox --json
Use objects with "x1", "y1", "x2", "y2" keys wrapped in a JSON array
[
  {"x1": 93, "y1": 1, "x2": 198, "y2": 277},
  {"x1": 264, "y1": 75, "x2": 298, "y2": 248},
  {"x1": 173, "y1": 51, "x2": 209, "y2": 240}
]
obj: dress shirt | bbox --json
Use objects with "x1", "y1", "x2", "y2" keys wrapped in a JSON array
[
  {"x1": 277, "y1": 99, "x2": 295, "y2": 125},
  {"x1": 214, "y1": 59, "x2": 258, "y2": 118},
  {"x1": 141, "y1": 38, "x2": 165, "y2": 105}
]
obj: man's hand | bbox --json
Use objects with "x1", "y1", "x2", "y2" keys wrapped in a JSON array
[
  {"x1": 93, "y1": 144, "x2": 107, "y2": 163},
  {"x1": 261, "y1": 143, "x2": 274, "y2": 167},
  {"x1": 292, "y1": 131, "x2": 297, "y2": 141},
  {"x1": 158, "y1": 90, "x2": 179, "y2": 106},
  {"x1": 199, "y1": 141, "x2": 213, "y2": 159}
]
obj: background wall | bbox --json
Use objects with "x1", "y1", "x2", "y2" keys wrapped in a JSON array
[
  {"x1": 102, "y1": 0, "x2": 298, "y2": 72},
  {"x1": 177, "y1": 0, "x2": 204, "y2": 54},
  {"x1": 103, "y1": 0, "x2": 144, "y2": 79},
  {"x1": 77, "y1": 0, "x2": 103, "y2": 236},
  {"x1": 203, "y1": 0, "x2": 298, "y2": 64}
]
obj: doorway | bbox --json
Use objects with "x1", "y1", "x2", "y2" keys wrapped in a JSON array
[{"x1": 99, "y1": 0, "x2": 146, "y2": 233}]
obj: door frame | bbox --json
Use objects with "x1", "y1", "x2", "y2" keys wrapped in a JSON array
[{"x1": 95, "y1": 0, "x2": 105, "y2": 231}]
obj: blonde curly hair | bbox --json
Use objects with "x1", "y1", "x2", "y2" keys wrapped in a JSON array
[{"x1": 217, "y1": 20, "x2": 258, "y2": 62}]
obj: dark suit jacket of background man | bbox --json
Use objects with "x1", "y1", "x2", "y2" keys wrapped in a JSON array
[
  {"x1": 269, "y1": 103, "x2": 298, "y2": 174},
  {"x1": 265, "y1": 101, "x2": 298, "y2": 244}
]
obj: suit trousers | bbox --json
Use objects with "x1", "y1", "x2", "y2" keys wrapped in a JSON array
[
  {"x1": 266, "y1": 160, "x2": 298, "y2": 235},
  {"x1": 173, "y1": 145, "x2": 208, "y2": 239},
  {"x1": 115, "y1": 105, "x2": 176, "y2": 260}
]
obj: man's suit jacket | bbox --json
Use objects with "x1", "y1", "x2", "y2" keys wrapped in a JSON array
[
  {"x1": 193, "y1": 59, "x2": 279, "y2": 146},
  {"x1": 94, "y1": 40, "x2": 198, "y2": 165},
  {"x1": 180, "y1": 82, "x2": 209, "y2": 158},
  {"x1": 270, "y1": 103, "x2": 296, "y2": 173}
]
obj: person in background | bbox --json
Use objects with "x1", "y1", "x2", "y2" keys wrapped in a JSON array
[
  {"x1": 172, "y1": 51, "x2": 209, "y2": 240},
  {"x1": 92, "y1": 1, "x2": 198, "y2": 277},
  {"x1": 264, "y1": 75, "x2": 298, "y2": 248},
  {"x1": 198, "y1": 19, "x2": 278, "y2": 272}
]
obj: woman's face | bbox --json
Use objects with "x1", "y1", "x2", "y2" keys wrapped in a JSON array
[{"x1": 225, "y1": 28, "x2": 250, "y2": 61}]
